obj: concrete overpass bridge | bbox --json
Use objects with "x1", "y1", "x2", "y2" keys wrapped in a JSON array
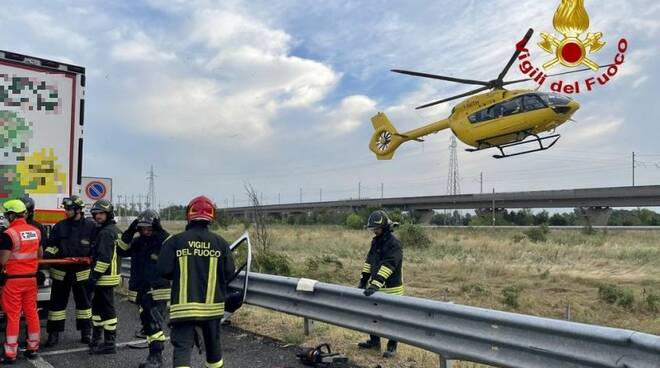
[{"x1": 225, "y1": 185, "x2": 660, "y2": 226}]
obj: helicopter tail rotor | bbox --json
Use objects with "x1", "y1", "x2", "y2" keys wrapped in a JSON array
[{"x1": 369, "y1": 113, "x2": 407, "y2": 160}]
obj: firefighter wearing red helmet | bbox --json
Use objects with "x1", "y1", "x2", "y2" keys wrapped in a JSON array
[{"x1": 157, "y1": 196, "x2": 235, "y2": 368}]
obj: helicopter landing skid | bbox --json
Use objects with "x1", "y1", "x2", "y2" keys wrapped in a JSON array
[{"x1": 465, "y1": 133, "x2": 561, "y2": 159}]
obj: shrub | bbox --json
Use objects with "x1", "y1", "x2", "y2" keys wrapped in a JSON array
[
  {"x1": 345, "y1": 213, "x2": 364, "y2": 230},
  {"x1": 524, "y1": 225, "x2": 549, "y2": 243},
  {"x1": 645, "y1": 292, "x2": 660, "y2": 313},
  {"x1": 512, "y1": 233, "x2": 525, "y2": 243},
  {"x1": 461, "y1": 283, "x2": 488, "y2": 296},
  {"x1": 398, "y1": 223, "x2": 432, "y2": 249},
  {"x1": 501, "y1": 286, "x2": 522, "y2": 308},
  {"x1": 598, "y1": 283, "x2": 635, "y2": 308},
  {"x1": 254, "y1": 251, "x2": 291, "y2": 276}
]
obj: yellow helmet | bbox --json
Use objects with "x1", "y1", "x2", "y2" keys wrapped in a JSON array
[{"x1": 2, "y1": 199, "x2": 27, "y2": 215}]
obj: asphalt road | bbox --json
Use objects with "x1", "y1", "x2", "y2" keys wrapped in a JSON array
[{"x1": 5, "y1": 296, "x2": 339, "y2": 368}]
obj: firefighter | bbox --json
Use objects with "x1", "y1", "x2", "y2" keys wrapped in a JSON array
[
  {"x1": 20, "y1": 196, "x2": 47, "y2": 249},
  {"x1": 43, "y1": 195, "x2": 96, "y2": 347},
  {"x1": 357, "y1": 210, "x2": 403, "y2": 358},
  {"x1": 119, "y1": 209, "x2": 170, "y2": 368},
  {"x1": 88, "y1": 199, "x2": 124, "y2": 355},
  {"x1": 157, "y1": 196, "x2": 235, "y2": 368},
  {"x1": 0, "y1": 200, "x2": 42, "y2": 363}
]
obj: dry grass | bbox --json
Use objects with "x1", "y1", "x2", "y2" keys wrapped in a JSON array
[{"x1": 172, "y1": 224, "x2": 660, "y2": 368}]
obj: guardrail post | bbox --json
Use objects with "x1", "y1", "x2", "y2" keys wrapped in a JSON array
[
  {"x1": 439, "y1": 355, "x2": 452, "y2": 368},
  {"x1": 303, "y1": 317, "x2": 314, "y2": 336}
]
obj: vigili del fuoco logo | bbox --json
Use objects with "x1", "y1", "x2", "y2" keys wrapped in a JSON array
[{"x1": 516, "y1": 0, "x2": 628, "y2": 94}]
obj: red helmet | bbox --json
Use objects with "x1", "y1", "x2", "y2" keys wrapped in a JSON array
[{"x1": 186, "y1": 196, "x2": 215, "y2": 222}]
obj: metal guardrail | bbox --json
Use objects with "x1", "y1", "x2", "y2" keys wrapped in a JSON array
[
  {"x1": 230, "y1": 272, "x2": 660, "y2": 368},
  {"x1": 120, "y1": 254, "x2": 660, "y2": 367},
  {"x1": 422, "y1": 225, "x2": 660, "y2": 231}
]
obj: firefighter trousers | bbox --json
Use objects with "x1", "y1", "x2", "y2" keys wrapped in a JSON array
[
  {"x1": 47, "y1": 268, "x2": 92, "y2": 332},
  {"x1": 91, "y1": 285, "x2": 117, "y2": 333},
  {"x1": 139, "y1": 290, "x2": 167, "y2": 348},
  {"x1": 171, "y1": 319, "x2": 223, "y2": 368},
  {"x1": 1, "y1": 278, "x2": 39, "y2": 359}
]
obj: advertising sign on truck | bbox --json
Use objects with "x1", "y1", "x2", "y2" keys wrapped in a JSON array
[{"x1": 0, "y1": 50, "x2": 85, "y2": 224}]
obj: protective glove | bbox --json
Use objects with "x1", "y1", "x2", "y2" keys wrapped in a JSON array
[
  {"x1": 152, "y1": 217, "x2": 163, "y2": 232},
  {"x1": 363, "y1": 284, "x2": 379, "y2": 296},
  {"x1": 127, "y1": 219, "x2": 139, "y2": 234}
]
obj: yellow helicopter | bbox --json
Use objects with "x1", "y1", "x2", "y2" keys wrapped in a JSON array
[{"x1": 369, "y1": 28, "x2": 602, "y2": 159}]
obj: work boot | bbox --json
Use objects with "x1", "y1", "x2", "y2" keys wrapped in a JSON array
[
  {"x1": 80, "y1": 329, "x2": 92, "y2": 344},
  {"x1": 23, "y1": 350, "x2": 39, "y2": 360},
  {"x1": 138, "y1": 341, "x2": 163, "y2": 368},
  {"x1": 89, "y1": 327, "x2": 103, "y2": 348},
  {"x1": 357, "y1": 335, "x2": 380, "y2": 351},
  {"x1": 383, "y1": 340, "x2": 398, "y2": 358},
  {"x1": 135, "y1": 328, "x2": 146, "y2": 339},
  {"x1": 90, "y1": 330, "x2": 116, "y2": 355},
  {"x1": 0, "y1": 356, "x2": 15, "y2": 365},
  {"x1": 45, "y1": 332, "x2": 59, "y2": 347}
]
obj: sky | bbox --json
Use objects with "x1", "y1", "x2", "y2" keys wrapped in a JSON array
[{"x1": 2, "y1": 0, "x2": 659, "y2": 208}]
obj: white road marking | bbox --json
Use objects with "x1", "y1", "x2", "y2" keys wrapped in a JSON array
[
  {"x1": 27, "y1": 356, "x2": 55, "y2": 368},
  {"x1": 39, "y1": 338, "x2": 168, "y2": 357}
]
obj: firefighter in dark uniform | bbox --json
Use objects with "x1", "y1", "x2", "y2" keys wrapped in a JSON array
[
  {"x1": 88, "y1": 199, "x2": 124, "y2": 355},
  {"x1": 43, "y1": 195, "x2": 96, "y2": 347},
  {"x1": 357, "y1": 210, "x2": 403, "y2": 358},
  {"x1": 157, "y1": 196, "x2": 235, "y2": 368},
  {"x1": 20, "y1": 196, "x2": 47, "y2": 250},
  {"x1": 119, "y1": 209, "x2": 170, "y2": 368}
]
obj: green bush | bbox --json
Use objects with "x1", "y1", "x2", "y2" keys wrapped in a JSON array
[
  {"x1": 524, "y1": 224, "x2": 549, "y2": 243},
  {"x1": 512, "y1": 233, "x2": 525, "y2": 243},
  {"x1": 398, "y1": 223, "x2": 431, "y2": 249},
  {"x1": 461, "y1": 283, "x2": 488, "y2": 296},
  {"x1": 345, "y1": 213, "x2": 364, "y2": 230},
  {"x1": 645, "y1": 292, "x2": 660, "y2": 313},
  {"x1": 501, "y1": 286, "x2": 522, "y2": 308},
  {"x1": 598, "y1": 283, "x2": 635, "y2": 307},
  {"x1": 254, "y1": 251, "x2": 291, "y2": 276}
]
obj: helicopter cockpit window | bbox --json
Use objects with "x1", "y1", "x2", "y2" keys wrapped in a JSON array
[
  {"x1": 539, "y1": 93, "x2": 571, "y2": 107},
  {"x1": 523, "y1": 94, "x2": 546, "y2": 111}
]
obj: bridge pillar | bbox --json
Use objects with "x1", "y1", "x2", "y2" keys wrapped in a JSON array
[
  {"x1": 413, "y1": 209, "x2": 434, "y2": 224},
  {"x1": 579, "y1": 206, "x2": 612, "y2": 227}
]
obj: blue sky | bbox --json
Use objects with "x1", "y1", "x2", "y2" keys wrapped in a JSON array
[{"x1": 2, "y1": 0, "x2": 659, "y2": 208}]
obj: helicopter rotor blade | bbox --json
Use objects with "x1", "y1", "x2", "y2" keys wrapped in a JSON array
[
  {"x1": 391, "y1": 69, "x2": 491, "y2": 86},
  {"x1": 500, "y1": 64, "x2": 616, "y2": 87},
  {"x1": 415, "y1": 86, "x2": 491, "y2": 109},
  {"x1": 496, "y1": 28, "x2": 534, "y2": 84}
]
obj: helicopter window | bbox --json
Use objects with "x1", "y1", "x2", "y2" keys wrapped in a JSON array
[
  {"x1": 500, "y1": 97, "x2": 523, "y2": 117},
  {"x1": 539, "y1": 93, "x2": 571, "y2": 106},
  {"x1": 523, "y1": 94, "x2": 546, "y2": 111}
]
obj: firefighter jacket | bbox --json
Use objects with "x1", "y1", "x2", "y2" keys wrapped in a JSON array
[
  {"x1": 119, "y1": 229, "x2": 171, "y2": 301},
  {"x1": 157, "y1": 222, "x2": 235, "y2": 322},
  {"x1": 44, "y1": 216, "x2": 96, "y2": 282},
  {"x1": 90, "y1": 221, "x2": 124, "y2": 287},
  {"x1": 3, "y1": 218, "x2": 40, "y2": 276},
  {"x1": 360, "y1": 230, "x2": 404, "y2": 295},
  {"x1": 26, "y1": 218, "x2": 47, "y2": 249}
]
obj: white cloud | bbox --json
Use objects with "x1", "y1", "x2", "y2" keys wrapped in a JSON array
[
  {"x1": 19, "y1": 10, "x2": 91, "y2": 50},
  {"x1": 111, "y1": 32, "x2": 176, "y2": 62},
  {"x1": 325, "y1": 95, "x2": 377, "y2": 134},
  {"x1": 572, "y1": 117, "x2": 624, "y2": 141}
]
